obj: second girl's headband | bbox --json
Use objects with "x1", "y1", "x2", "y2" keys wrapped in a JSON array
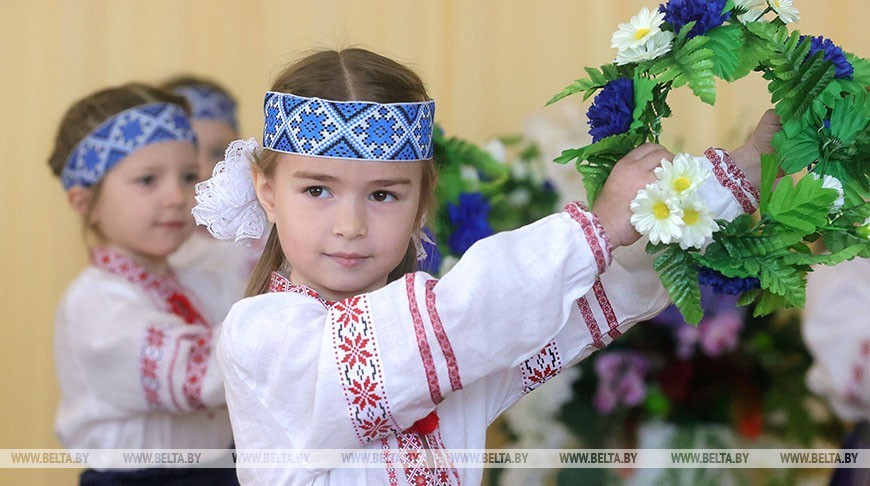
[
  {"x1": 173, "y1": 84, "x2": 239, "y2": 131},
  {"x1": 262, "y1": 91, "x2": 435, "y2": 161},
  {"x1": 61, "y1": 103, "x2": 197, "y2": 190}
]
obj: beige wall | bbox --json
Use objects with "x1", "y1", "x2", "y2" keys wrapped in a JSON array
[{"x1": 1, "y1": 1, "x2": 867, "y2": 483}]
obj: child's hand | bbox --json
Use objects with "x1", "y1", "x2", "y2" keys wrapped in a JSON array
[
  {"x1": 729, "y1": 109, "x2": 782, "y2": 189},
  {"x1": 593, "y1": 143, "x2": 673, "y2": 248}
]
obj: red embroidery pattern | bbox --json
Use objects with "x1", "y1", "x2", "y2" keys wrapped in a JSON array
[
  {"x1": 520, "y1": 340, "x2": 564, "y2": 394},
  {"x1": 845, "y1": 340, "x2": 870, "y2": 406},
  {"x1": 92, "y1": 247, "x2": 211, "y2": 410},
  {"x1": 424, "y1": 281, "x2": 462, "y2": 393},
  {"x1": 330, "y1": 295, "x2": 400, "y2": 444},
  {"x1": 381, "y1": 437, "x2": 399, "y2": 485},
  {"x1": 140, "y1": 325, "x2": 166, "y2": 408},
  {"x1": 564, "y1": 202, "x2": 612, "y2": 274},
  {"x1": 576, "y1": 297, "x2": 605, "y2": 349},
  {"x1": 593, "y1": 278, "x2": 621, "y2": 340},
  {"x1": 268, "y1": 272, "x2": 332, "y2": 308},
  {"x1": 405, "y1": 275, "x2": 443, "y2": 405},
  {"x1": 181, "y1": 333, "x2": 212, "y2": 409},
  {"x1": 705, "y1": 148, "x2": 759, "y2": 214},
  {"x1": 394, "y1": 426, "x2": 458, "y2": 486}
]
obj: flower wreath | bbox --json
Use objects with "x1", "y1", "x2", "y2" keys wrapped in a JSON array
[{"x1": 550, "y1": 0, "x2": 870, "y2": 323}]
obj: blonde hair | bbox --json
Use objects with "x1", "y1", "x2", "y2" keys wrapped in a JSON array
[
  {"x1": 245, "y1": 48, "x2": 438, "y2": 297},
  {"x1": 48, "y1": 82, "x2": 191, "y2": 243}
]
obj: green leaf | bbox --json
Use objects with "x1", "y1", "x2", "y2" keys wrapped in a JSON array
[
  {"x1": 547, "y1": 78, "x2": 597, "y2": 106},
  {"x1": 705, "y1": 24, "x2": 745, "y2": 81},
  {"x1": 773, "y1": 126, "x2": 821, "y2": 174},
  {"x1": 753, "y1": 290, "x2": 790, "y2": 318},
  {"x1": 757, "y1": 257, "x2": 807, "y2": 308},
  {"x1": 767, "y1": 175, "x2": 838, "y2": 232},
  {"x1": 846, "y1": 51, "x2": 870, "y2": 86},
  {"x1": 630, "y1": 75, "x2": 658, "y2": 131},
  {"x1": 759, "y1": 153, "x2": 779, "y2": 213},
  {"x1": 653, "y1": 246, "x2": 703, "y2": 324},
  {"x1": 830, "y1": 94, "x2": 870, "y2": 146},
  {"x1": 737, "y1": 288, "x2": 762, "y2": 307},
  {"x1": 553, "y1": 132, "x2": 646, "y2": 205},
  {"x1": 782, "y1": 244, "x2": 864, "y2": 266}
]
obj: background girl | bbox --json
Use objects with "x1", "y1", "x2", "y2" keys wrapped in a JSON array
[{"x1": 49, "y1": 83, "x2": 239, "y2": 485}]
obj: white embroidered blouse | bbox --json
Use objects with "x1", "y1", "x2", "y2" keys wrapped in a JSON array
[
  {"x1": 219, "y1": 148, "x2": 758, "y2": 485},
  {"x1": 54, "y1": 246, "x2": 239, "y2": 454}
]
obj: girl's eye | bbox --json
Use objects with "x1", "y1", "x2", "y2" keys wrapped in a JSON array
[
  {"x1": 183, "y1": 171, "x2": 199, "y2": 184},
  {"x1": 135, "y1": 175, "x2": 155, "y2": 186},
  {"x1": 305, "y1": 186, "x2": 332, "y2": 198},
  {"x1": 370, "y1": 191, "x2": 397, "y2": 202}
]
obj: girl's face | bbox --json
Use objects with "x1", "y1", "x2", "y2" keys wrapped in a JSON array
[
  {"x1": 191, "y1": 119, "x2": 237, "y2": 180},
  {"x1": 256, "y1": 153, "x2": 423, "y2": 301},
  {"x1": 89, "y1": 141, "x2": 199, "y2": 270}
]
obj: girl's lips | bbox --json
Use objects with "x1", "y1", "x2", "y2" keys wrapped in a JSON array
[
  {"x1": 327, "y1": 253, "x2": 368, "y2": 268},
  {"x1": 158, "y1": 221, "x2": 187, "y2": 229}
]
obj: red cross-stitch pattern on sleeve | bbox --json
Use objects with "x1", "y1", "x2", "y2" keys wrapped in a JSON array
[{"x1": 330, "y1": 295, "x2": 400, "y2": 444}]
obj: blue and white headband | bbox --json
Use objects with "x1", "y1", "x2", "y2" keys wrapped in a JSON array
[
  {"x1": 173, "y1": 85, "x2": 239, "y2": 131},
  {"x1": 61, "y1": 103, "x2": 198, "y2": 190},
  {"x1": 262, "y1": 91, "x2": 435, "y2": 161}
]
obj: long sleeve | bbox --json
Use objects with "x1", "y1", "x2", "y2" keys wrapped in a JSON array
[
  {"x1": 55, "y1": 269, "x2": 225, "y2": 425},
  {"x1": 219, "y1": 204, "x2": 610, "y2": 455},
  {"x1": 478, "y1": 147, "x2": 761, "y2": 421}
]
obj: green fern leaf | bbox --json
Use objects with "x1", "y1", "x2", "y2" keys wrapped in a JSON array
[{"x1": 654, "y1": 246, "x2": 703, "y2": 324}]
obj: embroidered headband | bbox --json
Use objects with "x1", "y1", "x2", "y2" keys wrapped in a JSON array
[
  {"x1": 173, "y1": 84, "x2": 239, "y2": 131},
  {"x1": 262, "y1": 91, "x2": 435, "y2": 161},
  {"x1": 61, "y1": 103, "x2": 197, "y2": 190}
]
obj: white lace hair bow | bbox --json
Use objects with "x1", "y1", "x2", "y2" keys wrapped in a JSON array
[{"x1": 192, "y1": 138, "x2": 269, "y2": 245}]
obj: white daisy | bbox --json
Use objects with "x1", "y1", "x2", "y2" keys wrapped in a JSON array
[
  {"x1": 676, "y1": 196, "x2": 719, "y2": 250},
  {"x1": 614, "y1": 31, "x2": 676, "y2": 66},
  {"x1": 734, "y1": 0, "x2": 766, "y2": 23},
  {"x1": 768, "y1": 0, "x2": 800, "y2": 24},
  {"x1": 611, "y1": 7, "x2": 668, "y2": 51},
  {"x1": 654, "y1": 152, "x2": 710, "y2": 199},
  {"x1": 812, "y1": 173, "x2": 845, "y2": 214},
  {"x1": 630, "y1": 183, "x2": 685, "y2": 245}
]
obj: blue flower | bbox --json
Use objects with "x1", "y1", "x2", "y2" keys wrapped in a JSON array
[
  {"x1": 658, "y1": 0, "x2": 729, "y2": 39},
  {"x1": 698, "y1": 267, "x2": 760, "y2": 295},
  {"x1": 587, "y1": 78, "x2": 634, "y2": 143},
  {"x1": 804, "y1": 35, "x2": 854, "y2": 79},
  {"x1": 446, "y1": 192, "x2": 494, "y2": 254}
]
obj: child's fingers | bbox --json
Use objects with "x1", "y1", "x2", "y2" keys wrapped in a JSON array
[{"x1": 626, "y1": 142, "x2": 667, "y2": 161}]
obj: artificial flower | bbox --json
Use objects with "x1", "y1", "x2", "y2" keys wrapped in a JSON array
[
  {"x1": 611, "y1": 7, "x2": 668, "y2": 51},
  {"x1": 768, "y1": 0, "x2": 799, "y2": 24},
  {"x1": 446, "y1": 192, "x2": 494, "y2": 254},
  {"x1": 675, "y1": 196, "x2": 718, "y2": 250},
  {"x1": 614, "y1": 30, "x2": 676, "y2": 66},
  {"x1": 654, "y1": 152, "x2": 710, "y2": 199},
  {"x1": 812, "y1": 172, "x2": 845, "y2": 213},
  {"x1": 698, "y1": 267, "x2": 760, "y2": 295},
  {"x1": 658, "y1": 0, "x2": 730, "y2": 39},
  {"x1": 733, "y1": 0, "x2": 766, "y2": 23},
  {"x1": 804, "y1": 35, "x2": 854, "y2": 79},
  {"x1": 630, "y1": 183, "x2": 685, "y2": 245},
  {"x1": 587, "y1": 78, "x2": 634, "y2": 142}
]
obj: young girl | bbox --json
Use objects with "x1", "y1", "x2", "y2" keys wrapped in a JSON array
[
  {"x1": 49, "y1": 83, "x2": 239, "y2": 485},
  {"x1": 195, "y1": 48, "x2": 775, "y2": 485},
  {"x1": 162, "y1": 74, "x2": 261, "y2": 296}
]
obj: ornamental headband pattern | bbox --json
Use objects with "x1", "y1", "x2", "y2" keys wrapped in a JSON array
[
  {"x1": 61, "y1": 103, "x2": 197, "y2": 190},
  {"x1": 173, "y1": 84, "x2": 239, "y2": 131},
  {"x1": 262, "y1": 91, "x2": 435, "y2": 161}
]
